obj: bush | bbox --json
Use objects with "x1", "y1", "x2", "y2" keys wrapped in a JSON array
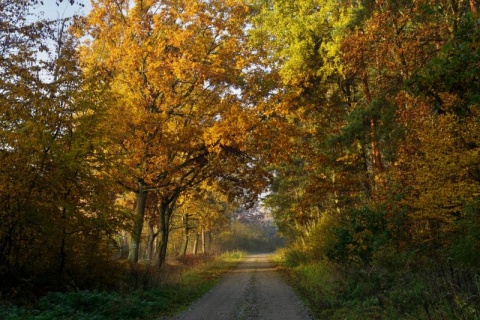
[
  {"x1": 29, "y1": 290, "x2": 167, "y2": 319},
  {"x1": 449, "y1": 200, "x2": 480, "y2": 268},
  {"x1": 326, "y1": 205, "x2": 391, "y2": 267},
  {"x1": 275, "y1": 244, "x2": 311, "y2": 267}
]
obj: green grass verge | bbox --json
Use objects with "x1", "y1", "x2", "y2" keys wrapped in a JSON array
[
  {"x1": 276, "y1": 259, "x2": 424, "y2": 320},
  {"x1": 273, "y1": 251, "x2": 480, "y2": 320},
  {"x1": 0, "y1": 251, "x2": 245, "y2": 320}
]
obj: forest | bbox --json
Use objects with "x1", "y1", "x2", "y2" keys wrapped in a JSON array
[{"x1": 1, "y1": 0, "x2": 480, "y2": 318}]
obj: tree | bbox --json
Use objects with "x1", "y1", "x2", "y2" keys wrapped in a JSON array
[
  {"x1": 0, "y1": 0, "x2": 120, "y2": 288},
  {"x1": 251, "y1": 0, "x2": 479, "y2": 259},
  {"x1": 395, "y1": 11, "x2": 480, "y2": 249},
  {"x1": 79, "y1": 0, "x2": 264, "y2": 266},
  {"x1": 249, "y1": 0, "x2": 367, "y2": 245},
  {"x1": 170, "y1": 186, "x2": 231, "y2": 256}
]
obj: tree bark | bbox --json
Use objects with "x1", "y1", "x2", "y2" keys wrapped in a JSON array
[
  {"x1": 128, "y1": 179, "x2": 147, "y2": 264},
  {"x1": 370, "y1": 118, "x2": 385, "y2": 175},
  {"x1": 192, "y1": 233, "x2": 199, "y2": 255},
  {"x1": 361, "y1": 56, "x2": 385, "y2": 187},
  {"x1": 157, "y1": 195, "x2": 178, "y2": 267},
  {"x1": 207, "y1": 231, "x2": 212, "y2": 254},
  {"x1": 470, "y1": 0, "x2": 478, "y2": 14},
  {"x1": 181, "y1": 213, "x2": 189, "y2": 257},
  {"x1": 201, "y1": 228, "x2": 206, "y2": 254},
  {"x1": 157, "y1": 200, "x2": 169, "y2": 267},
  {"x1": 146, "y1": 224, "x2": 157, "y2": 261}
]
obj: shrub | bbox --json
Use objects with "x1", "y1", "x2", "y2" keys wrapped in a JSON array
[{"x1": 326, "y1": 205, "x2": 391, "y2": 267}]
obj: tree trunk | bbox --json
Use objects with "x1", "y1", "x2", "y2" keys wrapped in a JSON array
[
  {"x1": 59, "y1": 206, "x2": 67, "y2": 274},
  {"x1": 359, "y1": 141, "x2": 373, "y2": 198},
  {"x1": 370, "y1": 118, "x2": 384, "y2": 175},
  {"x1": 118, "y1": 231, "x2": 128, "y2": 258},
  {"x1": 146, "y1": 224, "x2": 157, "y2": 261},
  {"x1": 158, "y1": 191, "x2": 180, "y2": 267},
  {"x1": 361, "y1": 57, "x2": 385, "y2": 188},
  {"x1": 59, "y1": 233, "x2": 66, "y2": 274},
  {"x1": 181, "y1": 213, "x2": 189, "y2": 257},
  {"x1": 207, "y1": 231, "x2": 212, "y2": 254},
  {"x1": 470, "y1": 0, "x2": 478, "y2": 14},
  {"x1": 157, "y1": 228, "x2": 169, "y2": 267},
  {"x1": 157, "y1": 196, "x2": 177, "y2": 267},
  {"x1": 128, "y1": 179, "x2": 147, "y2": 264},
  {"x1": 157, "y1": 201, "x2": 169, "y2": 267},
  {"x1": 202, "y1": 228, "x2": 206, "y2": 254},
  {"x1": 192, "y1": 233, "x2": 199, "y2": 255}
]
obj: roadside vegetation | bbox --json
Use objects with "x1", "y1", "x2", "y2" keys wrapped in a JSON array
[
  {"x1": 273, "y1": 209, "x2": 480, "y2": 320},
  {"x1": 256, "y1": 0, "x2": 480, "y2": 318},
  {"x1": 0, "y1": 251, "x2": 245, "y2": 320}
]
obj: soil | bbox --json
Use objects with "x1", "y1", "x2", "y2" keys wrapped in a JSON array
[{"x1": 166, "y1": 253, "x2": 314, "y2": 320}]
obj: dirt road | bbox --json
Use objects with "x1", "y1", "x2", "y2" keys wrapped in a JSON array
[{"x1": 167, "y1": 253, "x2": 313, "y2": 320}]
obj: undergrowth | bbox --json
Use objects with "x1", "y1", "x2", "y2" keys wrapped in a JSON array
[
  {"x1": 275, "y1": 249, "x2": 480, "y2": 320},
  {"x1": 0, "y1": 251, "x2": 245, "y2": 320}
]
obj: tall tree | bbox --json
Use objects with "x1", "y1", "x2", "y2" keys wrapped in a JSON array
[
  {"x1": 0, "y1": 0, "x2": 119, "y2": 286},
  {"x1": 249, "y1": 0, "x2": 361, "y2": 237},
  {"x1": 395, "y1": 10, "x2": 480, "y2": 248},
  {"x1": 79, "y1": 0, "x2": 263, "y2": 265}
]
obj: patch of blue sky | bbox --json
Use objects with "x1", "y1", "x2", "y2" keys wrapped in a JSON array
[{"x1": 33, "y1": 1, "x2": 91, "y2": 21}]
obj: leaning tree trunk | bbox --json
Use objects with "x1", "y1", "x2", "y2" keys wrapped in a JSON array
[{"x1": 128, "y1": 179, "x2": 147, "y2": 264}]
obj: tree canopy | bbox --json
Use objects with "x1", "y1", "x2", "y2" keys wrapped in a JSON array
[{"x1": 2, "y1": 1, "x2": 480, "y2": 317}]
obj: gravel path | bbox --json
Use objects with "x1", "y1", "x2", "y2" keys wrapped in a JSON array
[{"x1": 166, "y1": 253, "x2": 314, "y2": 320}]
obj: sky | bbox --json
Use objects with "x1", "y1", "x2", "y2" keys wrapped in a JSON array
[
  {"x1": 29, "y1": 1, "x2": 92, "y2": 80},
  {"x1": 35, "y1": 0, "x2": 91, "y2": 20}
]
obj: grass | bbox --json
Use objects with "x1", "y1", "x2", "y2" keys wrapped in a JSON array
[
  {"x1": 0, "y1": 251, "x2": 245, "y2": 320},
  {"x1": 276, "y1": 259, "x2": 423, "y2": 319},
  {"x1": 273, "y1": 249, "x2": 480, "y2": 320}
]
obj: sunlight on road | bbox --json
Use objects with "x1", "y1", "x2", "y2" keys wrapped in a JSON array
[{"x1": 232, "y1": 254, "x2": 278, "y2": 273}]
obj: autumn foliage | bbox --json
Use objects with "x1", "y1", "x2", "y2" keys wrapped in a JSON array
[
  {"x1": 252, "y1": 0, "x2": 480, "y2": 317},
  {"x1": 2, "y1": 0, "x2": 480, "y2": 317}
]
